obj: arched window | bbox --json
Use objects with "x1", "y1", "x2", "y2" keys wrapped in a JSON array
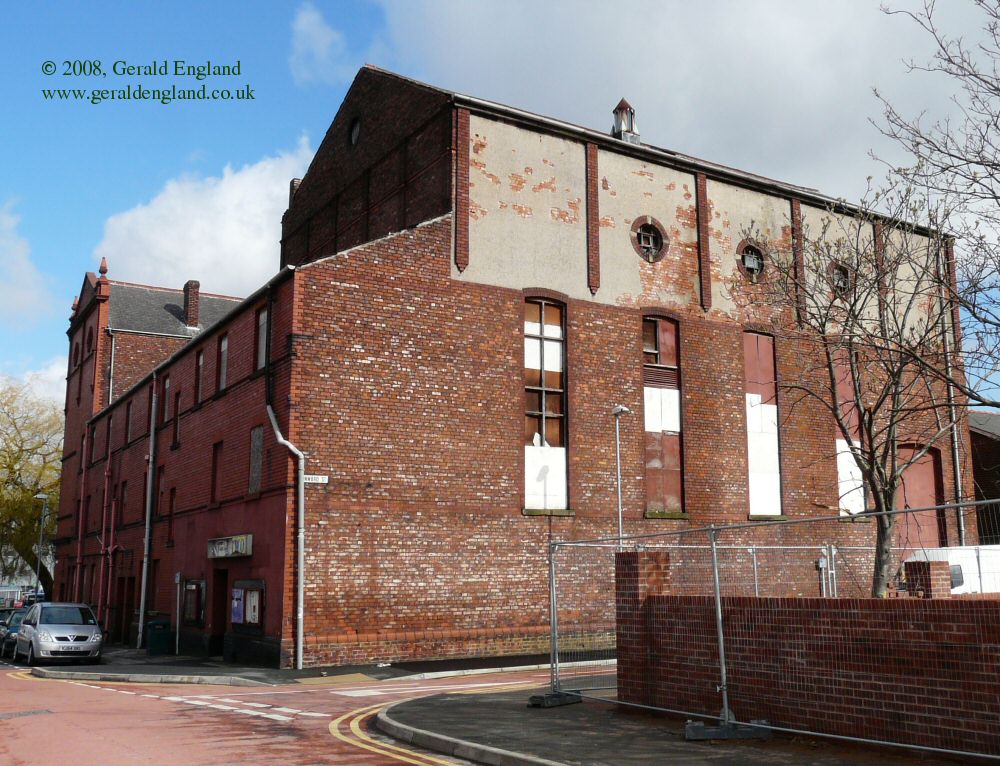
[
  {"x1": 524, "y1": 298, "x2": 567, "y2": 511},
  {"x1": 643, "y1": 317, "x2": 683, "y2": 515}
]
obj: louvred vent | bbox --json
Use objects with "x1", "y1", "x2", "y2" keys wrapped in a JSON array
[{"x1": 644, "y1": 366, "x2": 679, "y2": 389}]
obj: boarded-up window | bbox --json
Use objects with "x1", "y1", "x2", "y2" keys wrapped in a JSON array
[
  {"x1": 834, "y1": 352, "x2": 864, "y2": 514},
  {"x1": 643, "y1": 318, "x2": 683, "y2": 514},
  {"x1": 524, "y1": 299, "x2": 567, "y2": 510},
  {"x1": 255, "y1": 308, "x2": 268, "y2": 371},
  {"x1": 744, "y1": 332, "x2": 782, "y2": 516},
  {"x1": 248, "y1": 426, "x2": 264, "y2": 495}
]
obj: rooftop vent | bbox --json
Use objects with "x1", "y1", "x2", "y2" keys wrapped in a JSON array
[{"x1": 611, "y1": 98, "x2": 640, "y2": 145}]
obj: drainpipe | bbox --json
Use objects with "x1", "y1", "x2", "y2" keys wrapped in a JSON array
[
  {"x1": 74, "y1": 428, "x2": 89, "y2": 601},
  {"x1": 96, "y1": 433, "x2": 113, "y2": 622},
  {"x1": 267, "y1": 405, "x2": 305, "y2": 670},
  {"x1": 137, "y1": 373, "x2": 158, "y2": 648},
  {"x1": 937, "y1": 243, "x2": 965, "y2": 544}
]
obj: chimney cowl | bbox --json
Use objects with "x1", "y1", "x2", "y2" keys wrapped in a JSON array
[
  {"x1": 611, "y1": 98, "x2": 640, "y2": 145},
  {"x1": 183, "y1": 280, "x2": 201, "y2": 328}
]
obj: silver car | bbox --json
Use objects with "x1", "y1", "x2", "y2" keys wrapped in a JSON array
[{"x1": 15, "y1": 602, "x2": 102, "y2": 665}]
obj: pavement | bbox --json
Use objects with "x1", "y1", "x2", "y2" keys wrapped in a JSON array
[{"x1": 25, "y1": 646, "x2": 969, "y2": 766}]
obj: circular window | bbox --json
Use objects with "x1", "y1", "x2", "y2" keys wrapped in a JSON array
[
  {"x1": 740, "y1": 245, "x2": 764, "y2": 282},
  {"x1": 349, "y1": 117, "x2": 361, "y2": 147},
  {"x1": 630, "y1": 216, "x2": 669, "y2": 263},
  {"x1": 830, "y1": 262, "x2": 853, "y2": 297}
]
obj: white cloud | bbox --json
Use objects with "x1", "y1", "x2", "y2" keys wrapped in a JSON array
[
  {"x1": 366, "y1": 0, "x2": 981, "y2": 204},
  {"x1": 290, "y1": 1, "x2": 357, "y2": 86},
  {"x1": 1, "y1": 356, "x2": 67, "y2": 405},
  {"x1": 93, "y1": 137, "x2": 313, "y2": 297},
  {"x1": 0, "y1": 202, "x2": 55, "y2": 325}
]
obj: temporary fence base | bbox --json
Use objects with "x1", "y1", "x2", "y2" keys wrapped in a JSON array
[
  {"x1": 685, "y1": 719, "x2": 772, "y2": 741},
  {"x1": 527, "y1": 691, "x2": 582, "y2": 708}
]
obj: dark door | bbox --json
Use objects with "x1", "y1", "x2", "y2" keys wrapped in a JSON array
[{"x1": 209, "y1": 569, "x2": 228, "y2": 656}]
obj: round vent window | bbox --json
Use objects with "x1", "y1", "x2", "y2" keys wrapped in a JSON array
[{"x1": 630, "y1": 216, "x2": 669, "y2": 263}]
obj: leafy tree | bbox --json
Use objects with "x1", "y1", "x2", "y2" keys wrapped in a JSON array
[{"x1": 0, "y1": 379, "x2": 61, "y2": 596}]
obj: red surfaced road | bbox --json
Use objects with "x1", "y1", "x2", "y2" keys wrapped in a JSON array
[{"x1": 0, "y1": 661, "x2": 549, "y2": 766}]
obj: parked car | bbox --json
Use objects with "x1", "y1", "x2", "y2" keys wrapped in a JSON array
[
  {"x1": 0, "y1": 610, "x2": 26, "y2": 658},
  {"x1": 0, "y1": 607, "x2": 15, "y2": 625},
  {"x1": 15, "y1": 602, "x2": 102, "y2": 665}
]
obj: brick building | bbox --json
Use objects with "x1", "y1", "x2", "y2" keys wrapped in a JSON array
[{"x1": 54, "y1": 67, "x2": 974, "y2": 667}]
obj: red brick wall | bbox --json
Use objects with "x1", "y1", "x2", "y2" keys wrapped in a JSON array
[
  {"x1": 109, "y1": 332, "x2": 187, "y2": 402},
  {"x1": 616, "y1": 575, "x2": 1000, "y2": 754},
  {"x1": 281, "y1": 67, "x2": 452, "y2": 268}
]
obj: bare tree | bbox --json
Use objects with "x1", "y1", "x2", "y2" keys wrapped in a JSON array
[
  {"x1": 0, "y1": 380, "x2": 61, "y2": 596},
  {"x1": 735, "y1": 180, "x2": 963, "y2": 596},
  {"x1": 879, "y1": 0, "x2": 1000, "y2": 408}
]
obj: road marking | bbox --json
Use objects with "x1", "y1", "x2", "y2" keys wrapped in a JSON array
[
  {"x1": 330, "y1": 680, "x2": 519, "y2": 697},
  {"x1": 330, "y1": 702, "x2": 456, "y2": 766}
]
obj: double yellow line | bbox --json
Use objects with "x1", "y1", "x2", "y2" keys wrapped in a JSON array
[
  {"x1": 330, "y1": 700, "x2": 456, "y2": 766},
  {"x1": 329, "y1": 680, "x2": 545, "y2": 765}
]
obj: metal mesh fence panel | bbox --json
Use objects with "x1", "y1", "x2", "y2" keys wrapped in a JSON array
[{"x1": 548, "y1": 502, "x2": 1000, "y2": 761}]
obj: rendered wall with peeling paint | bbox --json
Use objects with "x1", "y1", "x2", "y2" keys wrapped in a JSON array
[
  {"x1": 458, "y1": 115, "x2": 588, "y2": 296},
  {"x1": 708, "y1": 181, "x2": 793, "y2": 315},
  {"x1": 597, "y1": 152, "x2": 698, "y2": 308}
]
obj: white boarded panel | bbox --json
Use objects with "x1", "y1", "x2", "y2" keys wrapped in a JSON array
[
  {"x1": 745, "y1": 393, "x2": 763, "y2": 433},
  {"x1": 542, "y1": 340, "x2": 562, "y2": 372},
  {"x1": 525, "y1": 446, "x2": 567, "y2": 510},
  {"x1": 644, "y1": 387, "x2": 662, "y2": 432},
  {"x1": 645, "y1": 387, "x2": 682, "y2": 433},
  {"x1": 747, "y1": 391, "x2": 780, "y2": 514},
  {"x1": 748, "y1": 471, "x2": 782, "y2": 517},
  {"x1": 524, "y1": 337, "x2": 541, "y2": 370},
  {"x1": 836, "y1": 438, "x2": 865, "y2": 515},
  {"x1": 524, "y1": 320, "x2": 542, "y2": 336},
  {"x1": 662, "y1": 388, "x2": 681, "y2": 433}
]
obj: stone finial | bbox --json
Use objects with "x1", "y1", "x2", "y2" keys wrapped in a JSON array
[{"x1": 98, "y1": 257, "x2": 108, "y2": 276}]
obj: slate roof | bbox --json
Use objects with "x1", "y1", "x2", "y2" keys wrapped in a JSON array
[
  {"x1": 107, "y1": 282, "x2": 242, "y2": 336},
  {"x1": 969, "y1": 411, "x2": 1000, "y2": 441}
]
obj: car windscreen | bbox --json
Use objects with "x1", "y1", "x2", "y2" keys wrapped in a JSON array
[
  {"x1": 40, "y1": 606, "x2": 96, "y2": 625},
  {"x1": 8, "y1": 612, "x2": 24, "y2": 627}
]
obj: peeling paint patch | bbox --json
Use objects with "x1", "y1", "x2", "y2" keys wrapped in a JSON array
[
  {"x1": 472, "y1": 134, "x2": 488, "y2": 154},
  {"x1": 470, "y1": 201, "x2": 488, "y2": 220},
  {"x1": 550, "y1": 198, "x2": 581, "y2": 224},
  {"x1": 512, "y1": 203, "x2": 533, "y2": 218},
  {"x1": 509, "y1": 173, "x2": 527, "y2": 192},
  {"x1": 524, "y1": 166, "x2": 534, "y2": 175},
  {"x1": 600, "y1": 215, "x2": 616, "y2": 228},
  {"x1": 532, "y1": 177, "x2": 557, "y2": 193},
  {"x1": 471, "y1": 158, "x2": 501, "y2": 186},
  {"x1": 643, "y1": 191, "x2": 653, "y2": 198},
  {"x1": 542, "y1": 158, "x2": 555, "y2": 167},
  {"x1": 499, "y1": 201, "x2": 509, "y2": 210},
  {"x1": 676, "y1": 204, "x2": 698, "y2": 231},
  {"x1": 633, "y1": 167, "x2": 655, "y2": 181},
  {"x1": 665, "y1": 182, "x2": 676, "y2": 191}
]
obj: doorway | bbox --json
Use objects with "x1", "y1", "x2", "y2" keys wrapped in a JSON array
[
  {"x1": 209, "y1": 569, "x2": 228, "y2": 657},
  {"x1": 896, "y1": 445, "x2": 946, "y2": 552}
]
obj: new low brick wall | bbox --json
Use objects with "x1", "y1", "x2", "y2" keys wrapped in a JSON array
[{"x1": 616, "y1": 552, "x2": 1000, "y2": 755}]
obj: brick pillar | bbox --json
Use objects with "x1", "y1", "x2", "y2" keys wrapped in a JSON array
[
  {"x1": 904, "y1": 560, "x2": 952, "y2": 599},
  {"x1": 616, "y1": 550, "x2": 671, "y2": 705}
]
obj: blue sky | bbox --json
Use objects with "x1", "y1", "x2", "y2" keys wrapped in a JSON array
[{"x1": 0, "y1": 1, "x2": 978, "y2": 401}]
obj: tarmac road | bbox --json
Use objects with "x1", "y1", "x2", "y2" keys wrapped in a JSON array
[{"x1": 0, "y1": 654, "x2": 549, "y2": 765}]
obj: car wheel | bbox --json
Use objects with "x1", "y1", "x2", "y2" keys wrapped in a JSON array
[{"x1": 26, "y1": 644, "x2": 35, "y2": 666}]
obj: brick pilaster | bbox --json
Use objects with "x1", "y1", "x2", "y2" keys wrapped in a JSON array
[
  {"x1": 586, "y1": 143, "x2": 600, "y2": 295},
  {"x1": 696, "y1": 173, "x2": 711, "y2": 310},
  {"x1": 454, "y1": 108, "x2": 470, "y2": 272}
]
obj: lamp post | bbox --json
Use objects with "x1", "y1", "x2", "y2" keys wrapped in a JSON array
[
  {"x1": 612, "y1": 405, "x2": 631, "y2": 550},
  {"x1": 32, "y1": 492, "x2": 48, "y2": 599}
]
